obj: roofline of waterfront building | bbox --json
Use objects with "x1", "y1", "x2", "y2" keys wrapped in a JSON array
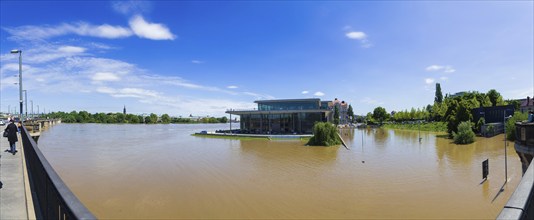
[
  {"x1": 253, "y1": 98, "x2": 322, "y2": 104},
  {"x1": 225, "y1": 109, "x2": 331, "y2": 115}
]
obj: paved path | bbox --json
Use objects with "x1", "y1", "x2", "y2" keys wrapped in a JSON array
[{"x1": 0, "y1": 125, "x2": 30, "y2": 220}]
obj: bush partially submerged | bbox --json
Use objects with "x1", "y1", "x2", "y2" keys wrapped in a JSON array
[
  {"x1": 307, "y1": 122, "x2": 342, "y2": 146},
  {"x1": 453, "y1": 121, "x2": 475, "y2": 144}
]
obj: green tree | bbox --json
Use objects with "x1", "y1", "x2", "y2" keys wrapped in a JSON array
[
  {"x1": 161, "y1": 114, "x2": 171, "y2": 124},
  {"x1": 219, "y1": 116, "x2": 228, "y2": 123},
  {"x1": 505, "y1": 111, "x2": 528, "y2": 141},
  {"x1": 506, "y1": 99, "x2": 522, "y2": 111},
  {"x1": 116, "y1": 113, "x2": 126, "y2": 123},
  {"x1": 435, "y1": 83, "x2": 443, "y2": 103},
  {"x1": 453, "y1": 121, "x2": 476, "y2": 144},
  {"x1": 333, "y1": 105, "x2": 340, "y2": 125},
  {"x1": 487, "y1": 89, "x2": 501, "y2": 107},
  {"x1": 373, "y1": 107, "x2": 388, "y2": 124},
  {"x1": 149, "y1": 113, "x2": 158, "y2": 124},
  {"x1": 126, "y1": 114, "x2": 140, "y2": 124},
  {"x1": 307, "y1": 122, "x2": 342, "y2": 146},
  {"x1": 347, "y1": 104, "x2": 354, "y2": 123}
]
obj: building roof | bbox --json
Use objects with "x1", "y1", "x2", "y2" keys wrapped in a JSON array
[
  {"x1": 254, "y1": 98, "x2": 321, "y2": 104},
  {"x1": 521, "y1": 98, "x2": 533, "y2": 107},
  {"x1": 226, "y1": 109, "x2": 331, "y2": 115}
]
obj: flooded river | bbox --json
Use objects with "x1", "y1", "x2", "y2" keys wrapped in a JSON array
[{"x1": 38, "y1": 123, "x2": 521, "y2": 219}]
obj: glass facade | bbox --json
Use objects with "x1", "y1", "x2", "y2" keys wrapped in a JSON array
[
  {"x1": 257, "y1": 101, "x2": 320, "y2": 111},
  {"x1": 239, "y1": 112, "x2": 326, "y2": 134},
  {"x1": 227, "y1": 99, "x2": 334, "y2": 134}
]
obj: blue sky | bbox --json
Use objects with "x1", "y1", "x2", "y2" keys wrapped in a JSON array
[{"x1": 1, "y1": 1, "x2": 533, "y2": 117}]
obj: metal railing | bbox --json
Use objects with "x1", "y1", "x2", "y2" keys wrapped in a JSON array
[
  {"x1": 21, "y1": 126, "x2": 96, "y2": 219},
  {"x1": 497, "y1": 162, "x2": 534, "y2": 219}
]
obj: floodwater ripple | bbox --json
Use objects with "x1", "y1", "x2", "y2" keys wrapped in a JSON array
[{"x1": 38, "y1": 124, "x2": 521, "y2": 219}]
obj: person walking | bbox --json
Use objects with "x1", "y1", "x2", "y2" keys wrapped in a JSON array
[{"x1": 4, "y1": 119, "x2": 18, "y2": 155}]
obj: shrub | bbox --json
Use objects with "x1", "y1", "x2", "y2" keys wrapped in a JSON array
[
  {"x1": 307, "y1": 122, "x2": 342, "y2": 146},
  {"x1": 453, "y1": 121, "x2": 476, "y2": 144},
  {"x1": 476, "y1": 117, "x2": 485, "y2": 133},
  {"x1": 486, "y1": 124, "x2": 495, "y2": 137},
  {"x1": 506, "y1": 111, "x2": 528, "y2": 141}
]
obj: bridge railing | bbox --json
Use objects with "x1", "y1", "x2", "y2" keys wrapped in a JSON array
[
  {"x1": 497, "y1": 161, "x2": 534, "y2": 219},
  {"x1": 21, "y1": 126, "x2": 96, "y2": 219}
]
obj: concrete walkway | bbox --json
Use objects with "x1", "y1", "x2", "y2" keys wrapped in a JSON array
[{"x1": 0, "y1": 125, "x2": 31, "y2": 220}]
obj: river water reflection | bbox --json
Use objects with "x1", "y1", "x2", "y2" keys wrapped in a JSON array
[{"x1": 38, "y1": 124, "x2": 521, "y2": 219}]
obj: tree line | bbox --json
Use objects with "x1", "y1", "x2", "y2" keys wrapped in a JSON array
[
  {"x1": 365, "y1": 84, "x2": 526, "y2": 143},
  {"x1": 42, "y1": 111, "x2": 228, "y2": 124}
]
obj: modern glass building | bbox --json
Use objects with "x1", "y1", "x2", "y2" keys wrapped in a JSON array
[{"x1": 226, "y1": 99, "x2": 333, "y2": 134}]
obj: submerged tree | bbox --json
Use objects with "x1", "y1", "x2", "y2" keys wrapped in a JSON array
[
  {"x1": 307, "y1": 122, "x2": 342, "y2": 146},
  {"x1": 453, "y1": 121, "x2": 475, "y2": 144}
]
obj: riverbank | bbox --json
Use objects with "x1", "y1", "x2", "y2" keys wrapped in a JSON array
[{"x1": 382, "y1": 122, "x2": 447, "y2": 132}]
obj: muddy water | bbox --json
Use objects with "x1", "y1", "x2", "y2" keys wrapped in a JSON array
[{"x1": 38, "y1": 124, "x2": 521, "y2": 219}]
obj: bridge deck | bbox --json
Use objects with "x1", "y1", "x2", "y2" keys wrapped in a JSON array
[{"x1": 0, "y1": 125, "x2": 33, "y2": 219}]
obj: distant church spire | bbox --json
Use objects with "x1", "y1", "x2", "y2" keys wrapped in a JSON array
[{"x1": 123, "y1": 105, "x2": 126, "y2": 114}]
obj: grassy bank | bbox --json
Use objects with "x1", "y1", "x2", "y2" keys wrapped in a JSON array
[{"x1": 382, "y1": 122, "x2": 447, "y2": 132}]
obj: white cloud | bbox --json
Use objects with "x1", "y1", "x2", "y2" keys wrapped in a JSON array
[
  {"x1": 4, "y1": 16, "x2": 177, "y2": 41},
  {"x1": 112, "y1": 1, "x2": 152, "y2": 15},
  {"x1": 345, "y1": 31, "x2": 372, "y2": 48},
  {"x1": 314, "y1": 91, "x2": 325, "y2": 96},
  {"x1": 92, "y1": 72, "x2": 120, "y2": 82},
  {"x1": 440, "y1": 76, "x2": 449, "y2": 81},
  {"x1": 301, "y1": 91, "x2": 309, "y2": 94},
  {"x1": 4, "y1": 23, "x2": 133, "y2": 41},
  {"x1": 425, "y1": 65, "x2": 455, "y2": 73},
  {"x1": 444, "y1": 66, "x2": 456, "y2": 73},
  {"x1": 345, "y1": 31, "x2": 367, "y2": 40},
  {"x1": 425, "y1": 78, "x2": 435, "y2": 84},
  {"x1": 0, "y1": 40, "x2": 274, "y2": 116},
  {"x1": 191, "y1": 60, "x2": 204, "y2": 64},
  {"x1": 425, "y1": 65, "x2": 444, "y2": 71},
  {"x1": 58, "y1": 46, "x2": 86, "y2": 53},
  {"x1": 129, "y1": 15, "x2": 176, "y2": 40},
  {"x1": 227, "y1": 85, "x2": 238, "y2": 89}
]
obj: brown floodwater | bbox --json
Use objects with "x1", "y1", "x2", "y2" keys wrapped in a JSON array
[{"x1": 38, "y1": 124, "x2": 522, "y2": 219}]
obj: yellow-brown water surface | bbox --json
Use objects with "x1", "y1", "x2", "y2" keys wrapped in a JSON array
[{"x1": 38, "y1": 124, "x2": 522, "y2": 219}]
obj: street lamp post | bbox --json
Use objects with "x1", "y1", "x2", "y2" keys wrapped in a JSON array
[
  {"x1": 23, "y1": 90, "x2": 27, "y2": 119},
  {"x1": 503, "y1": 111, "x2": 512, "y2": 185},
  {"x1": 11, "y1": 49, "x2": 22, "y2": 123},
  {"x1": 31, "y1": 100, "x2": 33, "y2": 118}
]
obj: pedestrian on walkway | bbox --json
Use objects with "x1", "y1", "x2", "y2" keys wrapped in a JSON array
[{"x1": 4, "y1": 119, "x2": 18, "y2": 155}]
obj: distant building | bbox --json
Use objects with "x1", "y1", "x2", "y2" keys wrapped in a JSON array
[
  {"x1": 449, "y1": 91, "x2": 467, "y2": 98},
  {"x1": 226, "y1": 98, "x2": 334, "y2": 134},
  {"x1": 123, "y1": 105, "x2": 126, "y2": 114},
  {"x1": 331, "y1": 98, "x2": 349, "y2": 124},
  {"x1": 520, "y1": 96, "x2": 534, "y2": 113}
]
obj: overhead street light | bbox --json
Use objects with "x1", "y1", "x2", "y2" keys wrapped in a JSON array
[{"x1": 11, "y1": 49, "x2": 23, "y2": 123}]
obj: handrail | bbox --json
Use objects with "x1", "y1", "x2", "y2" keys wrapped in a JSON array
[
  {"x1": 21, "y1": 126, "x2": 96, "y2": 219},
  {"x1": 497, "y1": 161, "x2": 534, "y2": 219}
]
